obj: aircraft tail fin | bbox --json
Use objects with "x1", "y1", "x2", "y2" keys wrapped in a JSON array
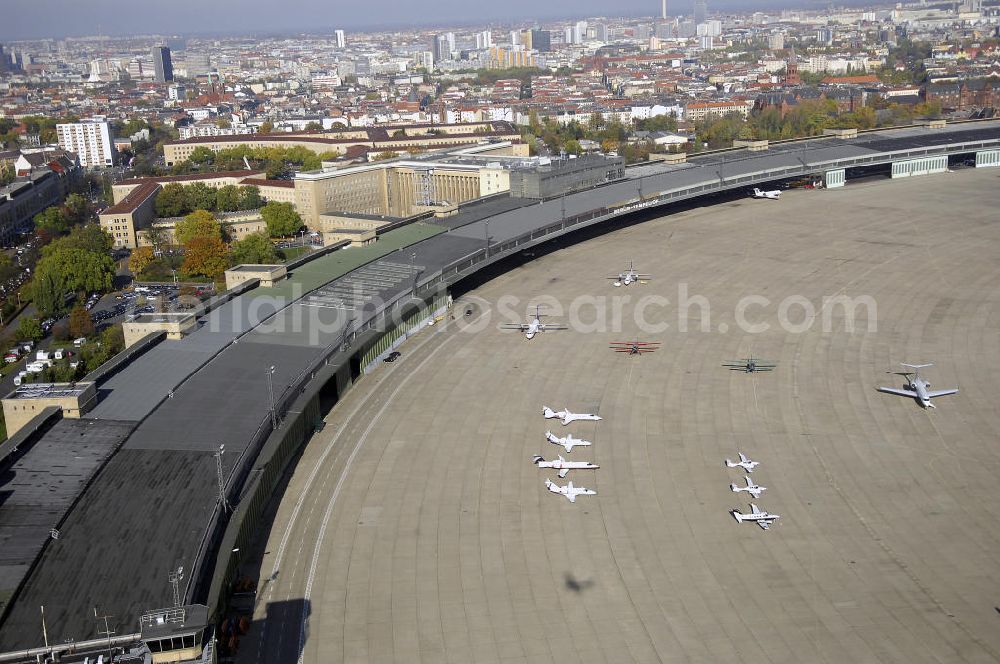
[
  {"x1": 532, "y1": 455, "x2": 544, "y2": 465},
  {"x1": 730, "y1": 483, "x2": 739, "y2": 492},
  {"x1": 725, "y1": 459, "x2": 736, "y2": 468},
  {"x1": 731, "y1": 510, "x2": 743, "y2": 523},
  {"x1": 901, "y1": 363, "x2": 933, "y2": 368}
]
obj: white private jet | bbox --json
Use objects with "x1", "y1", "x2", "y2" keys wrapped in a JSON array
[
  {"x1": 877, "y1": 363, "x2": 958, "y2": 409},
  {"x1": 542, "y1": 406, "x2": 602, "y2": 426},
  {"x1": 545, "y1": 431, "x2": 592, "y2": 453},
  {"x1": 544, "y1": 478, "x2": 597, "y2": 503},
  {"x1": 607, "y1": 260, "x2": 651, "y2": 287},
  {"x1": 500, "y1": 305, "x2": 567, "y2": 340},
  {"x1": 751, "y1": 187, "x2": 781, "y2": 200},
  {"x1": 533, "y1": 455, "x2": 599, "y2": 478},
  {"x1": 730, "y1": 475, "x2": 766, "y2": 499},
  {"x1": 725, "y1": 452, "x2": 759, "y2": 473},
  {"x1": 731, "y1": 503, "x2": 780, "y2": 530}
]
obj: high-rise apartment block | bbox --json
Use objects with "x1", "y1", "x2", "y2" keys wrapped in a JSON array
[
  {"x1": 335, "y1": 30, "x2": 346, "y2": 48},
  {"x1": 694, "y1": 0, "x2": 708, "y2": 25},
  {"x1": 530, "y1": 29, "x2": 551, "y2": 52},
  {"x1": 56, "y1": 118, "x2": 115, "y2": 168},
  {"x1": 152, "y1": 46, "x2": 173, "y2": 83}
]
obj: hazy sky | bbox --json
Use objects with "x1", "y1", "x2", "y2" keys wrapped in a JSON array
[{"x1": 2, "y1": 0, "x2": 856, "y2": 41}]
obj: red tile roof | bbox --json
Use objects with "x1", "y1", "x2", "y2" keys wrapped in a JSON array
[{"x1": 102, "y1": 181, "x2": 160, "y2": 215}]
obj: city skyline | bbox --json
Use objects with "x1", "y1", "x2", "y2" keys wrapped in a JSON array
[{"x1": 2, "y1": 0, "x2": 871, "y2": 41}]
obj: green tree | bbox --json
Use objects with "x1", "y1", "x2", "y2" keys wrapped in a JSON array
[
  {"x1": 69, "y1": 304, "x2": 95, "y2": 338},
  {"x1": 34, "y1": 207, "x2": 72, "y2": 235},
  {"x1": 145, "y1": 224, "x2": 168, "y2": 252},
  {"x1": 63, "y1": 193, "x2": 91, "y2": 225},
  {"x1": 44, "y1": 224, "x2": 114, "y2": 257},
  {"x1": 259, "y1": 120, "x2": 274, "y2": 135},
  {"x1": 261, "y1": 202, "x2": 302, "y2": 237},
  {"x1": 185, "y1": 183, "x2": 217, "y2": 211},
  {"x1": 239, "y1": 186, "x2": 262, "y2": 210},
  {"x1": 305, "y1": 121, "x2": 323, "y2": 131},
  {"x1": 155, "y1": 182, "x2": 191, "y2": 218},
  {"x1": 188, "y1": 146, "x2": 216, "y2": 166},
  {"x1": 215, "y1": 184, "x2": 243, "y2": 212},
  {"x1": 32, "y1": 248, "x2": 115, "y2": 315},
  {"x1": 230, "y1": 232, "x2": 279, "y2": 265},
  {"x1": 175, "y1": 210, "x2": 222, "y2": 246},
  {"x1": 18, "y1": 317, "x2": 43, "y2": 342},
  {"x1": 182, "y1": 236, "x2": 230, "y2": 278}
]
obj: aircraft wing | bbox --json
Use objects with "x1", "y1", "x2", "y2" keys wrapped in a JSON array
[
  {"x1": 758, "y1": 520, "x2": 771, "y2": 530},
  {"x1": 926, "y1": 388, "x2": 959, "y2": 398},
  {"x1": 877, "y1": 386, "x2": 920, "y2": 398},
  {"x1": 750, "y1": 503, "x2": 761, "y2": 514},
  {"x1": 500, "y1": 324, "x2": 528, "y2": 330},
  {"x1": 540, "y1": 324, "x2": 568, "y2": 330}
]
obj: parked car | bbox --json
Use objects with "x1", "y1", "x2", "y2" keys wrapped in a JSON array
[{"x1": 383, "y1": 351, "x2": 402, "y2": 363}]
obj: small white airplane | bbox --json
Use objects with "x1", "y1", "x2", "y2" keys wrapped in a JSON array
[
  {"x1": 725, "y1": 452, "x2": 759, "y2": 473},
  {"x1": 730, "y1": 475, "x2": 766, "y2": 499},
  {"x1": 751, "y1": 187, "x2": 781, "y2": 200},
  {"x1": 607, "y1": 260, "x2": 651, "y2": 287},
  {"x1": 544, "y1": 431, "x2": 592, "y2": 453},
  {"x1": 544, "y1": 478, "x2": 597, "y2": 503},
  {"x1": 731, "y1": 503, "x2": 780, "y2": 530},
  {"x1": 542, "y1": 406, "x2": 602, "y2": 426},
  {"x1": 533, "y1": 455, "x2": 599, "y2": 478},
  {"x1": 877, "y1": 363, "x2": 958, "y2": 409},
  {"x1": 500, "y1": 305, "x2": 567, "y2": 340}
]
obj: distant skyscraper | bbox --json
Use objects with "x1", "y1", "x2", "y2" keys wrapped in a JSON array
[
  {"x1": 530, "y1": 29, "x2": 551, "y2": 52},
  {"x1": 768, "y1": 32, "x2": 785, "y2": 51},
  {"x1": 694, "y1": 0, "x2": 708, "y2": 24},
  {"x1": 56, "y1": 119, "x2": 115, "y2": 168},
  {"x1": 151, "y1": 46, "x2": 173, "y2": 83},
  {"x1": 335, "y1": 30, "x2": 346, "y2": 48},
  {"x1": 433, "y1": 34, "x2": 451, "y2": 63},
  {"x1": 0, "y1": 45, "x2": 7, "y2": 73}
]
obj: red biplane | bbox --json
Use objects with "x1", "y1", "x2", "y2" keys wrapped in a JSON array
[{"x1": 609, "y1": 340, "x2": 661, "y2": 356}]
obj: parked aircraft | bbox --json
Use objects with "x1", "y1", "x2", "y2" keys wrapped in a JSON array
[
  {"x1": 500, "y1": 305, "x2": 567, "y2": 340},
  {"x1": 751, "y1": 187, "x2": 781, "y2": 200},
  {"x1": 533, "y1": 455, "x2": 599, "y2": 478},
  {"x1": 607, "y1": 261, "x2": 651, "y2": 287},
  {"x1": 723, "y1": 356, "x2": 777, "y2": 373},
  {"x1": 545, "y1": 431, "x2": 592, "y2": 453},
  {"x1": 730, "y1": 475, "x2": 766, "y2": 499},
  {"x1": 544, "y1": 478, "x2": 597, "y2": 503},
  {"x1": 731, "y1": 503, "x2": 780, "y2": 530},
  {"x1": 877, "y1": 363, "x2": 958, "y2": 409},
  {"x1": 542, "y1": 406, "x2": 602, "y2": 425},
  {"x1": 609, "y1": 340, "x2": 660, "y2": 356},
  {"x1": 725, "y1": 453, "x2": 759, "y2": 473}
]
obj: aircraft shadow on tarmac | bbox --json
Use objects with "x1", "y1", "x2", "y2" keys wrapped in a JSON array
[{"x1": 564, "y1": 573, "x2": 595, "y2": 593}]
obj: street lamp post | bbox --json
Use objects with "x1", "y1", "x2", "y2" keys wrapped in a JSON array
[
  {"x1": 266, "y1": 365, "x2": 277, "y2": 430},
  {"x1": 484, "y1": 220, "x2": 489, "y2": 258}
]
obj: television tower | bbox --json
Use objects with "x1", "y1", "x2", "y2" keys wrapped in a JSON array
[{"x1": 661, "y1": 0, "x2": 667, "y2": 19}]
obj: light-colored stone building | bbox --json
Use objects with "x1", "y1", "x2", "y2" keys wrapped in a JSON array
[
  {"x1": 2, "y1": 382, "x2": 97, "y2": 437},
  {"x1": 123, "y1": 313, "x2": 197, "y2": 347},
  {"x1": 224, "y1": 264, "x2": 288, "y2": 289}
]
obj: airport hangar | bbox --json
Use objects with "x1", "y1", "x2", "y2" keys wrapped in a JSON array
[{"x1": 0, "y1": 120, "x2": 998, "y2": 661}]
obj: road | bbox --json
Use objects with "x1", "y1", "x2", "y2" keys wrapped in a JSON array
[{"x1": 239, "y1": 168, "x2": 1000, "y2": 664}]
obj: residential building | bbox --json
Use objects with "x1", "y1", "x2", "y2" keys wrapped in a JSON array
[
  {"x1": 56, "y1": 119, "x2": 115, "y2": 168},
  {"x1": 335, "y1": 30, "x2": 346, "y2": 48}
]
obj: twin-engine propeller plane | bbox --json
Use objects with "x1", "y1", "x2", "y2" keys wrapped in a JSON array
[
  {"x1": 730, "y1": 475, "x2": 766, "y2": 499},
  {"x1": 500, "y1": 305, "x2": 567, "y2": 340},
  {"x1": 607, "y1": 261, "x2": 651, "y2": 287},
  {"x1": 725, "y1": 453, "x2": 760, "y2": 473},
  {"x1": 731, "y1": 503, "x2": 780, "y2": 530}
]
